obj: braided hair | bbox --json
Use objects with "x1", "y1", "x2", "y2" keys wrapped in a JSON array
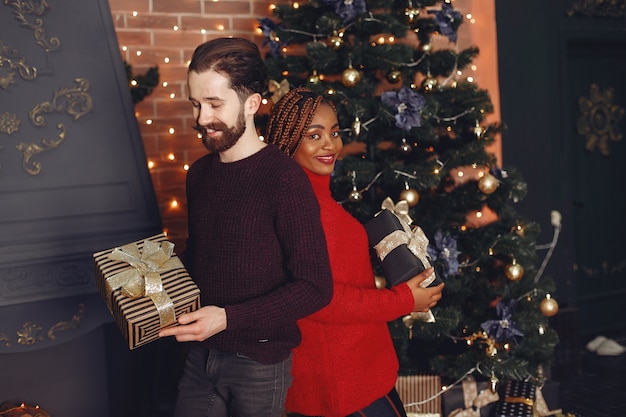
[{"x1": 266, "y1": 87, "x2": 336, "y2": 157}]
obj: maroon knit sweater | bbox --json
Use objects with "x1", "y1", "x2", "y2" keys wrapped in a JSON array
[
  {"x1": 183, "y1": 145, "x2": 333, "y2": 364},
  {"x1": 286, "y1": 168, "x2": 415, "y2": 416}
]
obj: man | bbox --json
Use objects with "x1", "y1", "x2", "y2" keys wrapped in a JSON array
[{"x1": 158, "y1": 38, "x2": 333, "y2": 417}]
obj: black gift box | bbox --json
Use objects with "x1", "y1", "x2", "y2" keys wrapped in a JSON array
[
  {"x1": 492, "y1": 379, "x2": 536, "y2": 417},
  {"x1": 365, "y1": 208, "x2": 443, "y2": 288}
]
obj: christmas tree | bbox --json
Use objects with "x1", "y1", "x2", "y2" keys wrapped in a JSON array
[{"x1": 258, "y1": 0, "x2": 559, "y2": 387}]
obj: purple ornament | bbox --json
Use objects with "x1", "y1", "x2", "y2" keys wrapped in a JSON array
[
  {"x1": 258, "y1": 18, "x2": 283, "y2": 58},
  {"x1": 380, "y1": 86, "x2": 426, "y2": 131},
  {"x1": 428, "y1": 2, "x2": 463, "y2": 43},
  {"x1": 319, "y1": 0, "x2": 367, "y2": 24},
  {"x1": 427, "y1": 230, "x2": 459, "y2": 277},
  {"x1": 481, "y1": 299, "x2": 524, "y2": 343}
]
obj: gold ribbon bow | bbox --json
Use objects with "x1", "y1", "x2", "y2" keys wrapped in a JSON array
[
  {"x1": 105, "y1": 239, "x2": 184, "y2": 327},
  {"x1": 269, "y1": 78, "x2": 290, "y2": 103},
  {"x1": 449, "y1": 376, "x2": 500, "y2": 417},
  {"x1": 381, "y1": 196, "x2": 413, "y2": 225}
]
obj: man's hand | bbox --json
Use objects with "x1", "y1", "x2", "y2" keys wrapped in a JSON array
[
  {"x1": 158, "y1": 305, "x2": 227, "y2": 342},
  {"x1": 403, "y1": 268, "x2": 445, "y2": 312}
]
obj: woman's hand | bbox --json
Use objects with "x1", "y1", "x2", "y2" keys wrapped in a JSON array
[{"x1": 403, "y1": 268, "x2": 444, "y2": 312}]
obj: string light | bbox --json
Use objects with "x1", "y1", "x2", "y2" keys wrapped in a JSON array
[
  {"x1": 404, "y1": 367, "x2": 477, "y2": 411},
  {"x1": 431, "y1": 107, "x2": 476, "y2": 123}
]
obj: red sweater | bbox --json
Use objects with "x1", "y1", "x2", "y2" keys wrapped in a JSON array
[{"x1": 286, "y1": 169, "x2": 415, "y2": 416}]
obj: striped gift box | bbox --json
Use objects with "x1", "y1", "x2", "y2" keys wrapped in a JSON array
[
  {"x1": 94, "y1": 233, "x2": 201, "y2": 349},
  {"x1": 396, "y1": 374, "x2": 442, "y2": 416}
]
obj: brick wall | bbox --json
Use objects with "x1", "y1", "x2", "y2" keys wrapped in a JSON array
[
  {"x1": 108, "y1": 0, "x2": 274, "y2": 248},
  {"x1": 108, "y1": 0, "x2": 500, "y2": 250}
]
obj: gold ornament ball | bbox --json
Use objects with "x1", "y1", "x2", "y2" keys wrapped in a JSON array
[
  {"x1": 342, "y1": 67, "x2": 361, "y2": 87},
  {"x1": 422, "y1": 76, "x2": 438, "y2": 92},
  {"x1": 400, "y1": 188, "x2": 419, "y2": 207},
  {"x1": 328, "y1": 34, "x2": 343, "y2": 50},
  {"x1": 348, "y1": 189, "x2": 363, "y2": 202},
  {"x1": 540, "y1": 297, "x2": 559, "y2": 317},
  {"x1": 308, "y1": 71, "x2": 320, "y2": 85},
  {"x1": 512, "y1": 223, "x2": 526, "y2": 238},
  {"x1": 474, "y1": 124, "x2": 486, "y2": 139},
  {"x1": 386, "y1": 69, "x2": 402, "y2": 84},
  {"x1": 478, "y1": 173, "x2": 499, "y2": 194},
  {"x1": 505, "y1": 262, "x2": 524, "y2": 281}
]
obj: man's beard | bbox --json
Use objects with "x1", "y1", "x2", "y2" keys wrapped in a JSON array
[{"x1": 196, "y1": 109, "x2": 246, "y2": 153}]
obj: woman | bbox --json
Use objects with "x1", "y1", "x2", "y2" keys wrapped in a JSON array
[{"x1": 266, "y1": 87, "x2": 444, "y2": 417}]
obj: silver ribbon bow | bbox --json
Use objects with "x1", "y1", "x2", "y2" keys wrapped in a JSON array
[
  {"x1": 381, "y1": 196, "x2": 413, "y2": 225},
  {"x1": 374, "y1": 227, "x2": 436, "y2": 288},
  {"x1": 449, "y1": 376, "x2": 500, "y2": 417}
]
